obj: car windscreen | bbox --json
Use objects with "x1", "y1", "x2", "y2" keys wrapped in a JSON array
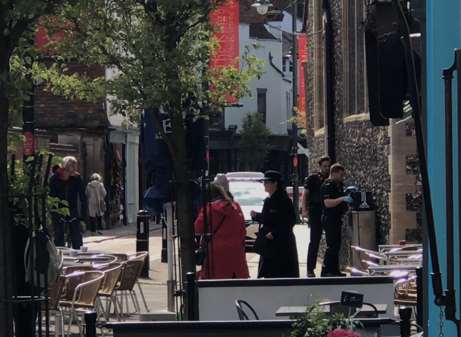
[{"x1": 229, "y1": 181, "x2": 267, "y2": 206}]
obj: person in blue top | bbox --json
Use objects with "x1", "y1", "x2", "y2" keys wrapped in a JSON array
[
  {"x1": 49, "y1": 156, "x2": 87, "y2": 249},
  {"x1": 320, "y1": 163, "x2": 353, "y2": 277}
]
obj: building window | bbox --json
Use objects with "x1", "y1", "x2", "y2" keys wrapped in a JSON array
[
  {"x1": 343, "y1": 0, "x2": 367, "y2": 117},
  {"x1": 257, "y1": 88, "x2": 267, "y2": 124}
]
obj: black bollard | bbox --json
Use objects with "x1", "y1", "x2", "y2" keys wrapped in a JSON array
[
  {"x1": 399, "y1": 307, "x2": 412, "y2": 337},
  {"x1": 136, "y1": 210, "x2": 151, "y2": 278},
  {"x1": 185, "y1": 272, "x2": 198, "y2": 321},
  {"x1": 84, "y1": 311, "x2": 97, "y2": 337},
  {"x1": 161, "y1": 217, "x2": 168, "y2": 263},
  {"x1": 416, "y1": 267, "x2": 424, "y2": 328}
]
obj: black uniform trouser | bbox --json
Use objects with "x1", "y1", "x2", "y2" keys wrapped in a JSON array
[
  {"x1": 53, "y1": 215, "x2": 83, "y2": 249},
  {"x1": 322, "y1": 215, "x2": 342, "y2": 275},
  {"x1": 307, "y1": 206, "x2": 323, "y2": 273}
]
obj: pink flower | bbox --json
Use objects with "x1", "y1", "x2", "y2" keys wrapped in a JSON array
[{"x1": 327, "y1": 329, "x2": 363, "y2": 337}]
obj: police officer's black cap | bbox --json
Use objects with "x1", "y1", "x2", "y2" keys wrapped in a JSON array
[{"x1": 262, "y1": 170, "x2": 282, "y2": 182}]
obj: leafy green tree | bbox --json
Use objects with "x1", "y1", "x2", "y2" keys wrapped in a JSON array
[
  {"x1": 0, "y1": 0, "x2": 261, "y2": 323},
  {"x1": 41, "y1": 0, "x2": 263, "y2": 310},
  {"x1": 239, "y1": 112, "x2": 271, "y2": 171},
  {"x1": 0, "y1": 1, "x2": 68, "y2": 333}
]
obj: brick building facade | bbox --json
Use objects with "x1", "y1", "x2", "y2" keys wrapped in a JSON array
[
  {"x1": 304, "y1": 0, "x2": 421, "y2": 244},
  {"x1": 33, "y1": 63, "x2": 129, "y2": 227}
]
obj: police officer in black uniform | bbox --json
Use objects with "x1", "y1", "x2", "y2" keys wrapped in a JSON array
[
  {"x1": 251, "y1": 170, "x2": 299, "y2": 278},
  {"x1": 302, "y1": 156, "x2": 331, "y2": 277},
  {"x1": 320, "y1": 163, "x2": 353, "y2": 277}
]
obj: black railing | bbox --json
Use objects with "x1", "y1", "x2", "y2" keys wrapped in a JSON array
[{"x1": 6, "y1": 153, "x2": 54, "y2": 337}]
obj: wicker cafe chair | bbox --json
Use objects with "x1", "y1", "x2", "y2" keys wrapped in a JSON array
[
  {"x1": 112, "y1": 253, "x2": 129, "y2": 262},
  {"x1": 45, "y1": 275, "x2": 66, "y2": 337},
  {"x1": 95, "y1": 263, "x2": 124, "y2": 321},
  {"x1": 114, "y1": 252, "x2": 150, "y2": 315},
  {"x1": 235, "y1": 300, "x2": 260, "y2": 320},
  {"x1": 63, "y1": 265, "x2": 95, "y2": 275},
  {"x1": 59, "y1": 271, "x2": 104, "y2": 337},
  {"x1": 129, "y1": 252, "x2": 150, "y2": 312},
  {"x1": 394, "y1": 276, "x2": 418, "y2": 319}
]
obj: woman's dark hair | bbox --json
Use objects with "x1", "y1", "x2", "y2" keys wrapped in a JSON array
[
  {"x1": 318, "y1": 156, "x2": 331, "y2": 166},
  {"x1": 210, "y1": 183, "x2": 232, "y2": 203}
]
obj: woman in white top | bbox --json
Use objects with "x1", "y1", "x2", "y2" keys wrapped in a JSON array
[{"x1": 85, "y1": 173, "x2": 107, "y2": 234}]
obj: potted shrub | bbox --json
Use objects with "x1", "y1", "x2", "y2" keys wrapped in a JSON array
[{"x1": 290, "y1": 304, "x2": 363, "y2": 337}]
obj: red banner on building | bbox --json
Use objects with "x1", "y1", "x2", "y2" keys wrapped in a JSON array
[
  {"x1": 210, "y1": 0, "x2": 240, "y2": 104},
  {"x1": 297, "y1": 33, "x2": 308, "y2": 128},
  {"x1": 210, "y1": 0, "x2": 240, "y2": 68}
]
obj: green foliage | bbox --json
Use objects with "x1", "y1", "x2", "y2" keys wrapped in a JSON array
[
  {"x1": 1, "y1": 0, "x2": 68, "y2": 125},
  {"x1": 7, "y1": 132, "x2": 24, "y2": 153},
  {"x1": 7, "y1": 135, "x2": 68, "y2": 229},
  {"x1": 39, "y1": 0, "x2": 263, "y2": 126},
  {"x1": 290, "y1": 303, "x2": 355, "y2": 337},
  {"x1": 239, "y1": 112, "x2": 271, "y2": 171},
  {"x1": 209, "y1": 46, "x2": 265, "y2": 107},
  {"x1": 8, "y1": 156, "x2": 69, "y2": 229}
]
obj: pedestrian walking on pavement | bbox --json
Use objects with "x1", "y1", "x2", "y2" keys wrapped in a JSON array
[
  {"x1": 251, "y1": 170, "x2": 299, "y2": 278},
  {"x1": 320, "y1": 163, "x2": 353, "y2": 277},
  {"x1": 194, "y1": 183, "x2": 249, "y2": 279},
  {"x1": 303, "y1": 156, "x2": 331, "y2": 277},
  {"x1": 86, "y1": 173, "x2": 107, "y2": 234},
  {"x1": 49, "y1": 156, "x2": 87, "y2": 249}
]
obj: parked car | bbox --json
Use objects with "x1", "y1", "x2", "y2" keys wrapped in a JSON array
[{"x1": 226, "y1": 172, "x2": 267, "y2": 252}]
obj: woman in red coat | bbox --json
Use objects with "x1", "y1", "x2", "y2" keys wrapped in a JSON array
[{"x1": 194, "y1": 184, "x2": 250, "y2": 279}]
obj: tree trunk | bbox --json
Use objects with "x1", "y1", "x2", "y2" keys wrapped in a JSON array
[
  {"x1": 170, "y1": 112, "x2": 196, "y2": 319},
  {"x1": 0, "y1": 39, "x2": 14, "y2": 337}
]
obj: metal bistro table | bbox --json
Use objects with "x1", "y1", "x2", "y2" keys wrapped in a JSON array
[
  {"x1": 275, "y1": 303, "x2": 388, "y2": 319},
  {"x1": 368, "y1": 265, "x2": 420, "y2": 275}
]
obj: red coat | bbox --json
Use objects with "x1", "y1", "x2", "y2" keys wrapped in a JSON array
[{"x1": 194, "y1": 199, "x2": 249, "y2": 279}]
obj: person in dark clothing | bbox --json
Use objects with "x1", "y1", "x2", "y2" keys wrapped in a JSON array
[
  {"x1": 302, "y1": 156, "x2": 331, "y2": 277},
  {"x1": 49, "y1": 156, "x2": 87, "y2": 249},
  {"x1": 251, "y1": 170, "x2": 299, "y2": 278},
  {"x1": 320, "y1": 164, "x2": 353, "y2": 277}
]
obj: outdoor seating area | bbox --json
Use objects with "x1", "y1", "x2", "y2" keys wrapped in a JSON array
[
  {"x1": 49, "y1": 248, "x2": 150, "y2": 336},
  {"x1": 348, "y1": 243, "x2": 422, "y2": 319}
]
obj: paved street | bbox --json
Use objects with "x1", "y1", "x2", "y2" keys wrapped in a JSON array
[{"x1": 83, "y1": 223, "x2": 312, "y2": 313}]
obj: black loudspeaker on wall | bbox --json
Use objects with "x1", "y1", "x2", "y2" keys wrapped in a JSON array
[{"x1": 365, "y1": 1, "x2": 414, "y2": 126}]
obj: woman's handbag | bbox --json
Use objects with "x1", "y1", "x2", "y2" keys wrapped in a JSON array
[
  {"x1": 195, "y1": 214, "x2": 227, "y2": 266},
  {"x1": 254, "y1": 231, "x2": 275, "y2": 258},
  {"x1": 195, "y1": 242, "x2": 207, "y2": 266}
]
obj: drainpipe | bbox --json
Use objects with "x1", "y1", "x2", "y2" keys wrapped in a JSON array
[{"x1": 323, "y1": 0, "x2": 336, "y2": 162}]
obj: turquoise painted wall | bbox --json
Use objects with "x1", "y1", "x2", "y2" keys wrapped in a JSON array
[{"x1": 426, "y1": 0, "x2": 460, "y2": 335}]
